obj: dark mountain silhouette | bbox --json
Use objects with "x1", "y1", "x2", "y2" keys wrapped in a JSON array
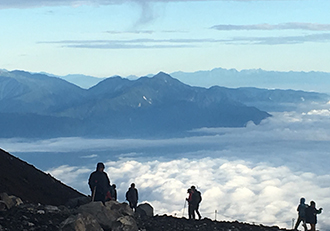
[
  {"x1": 1, "y1": 70, "x2": 328, "y2": 138},
  {"x1": 0, "y1": 148, "x2": 85, "y2": 205}
]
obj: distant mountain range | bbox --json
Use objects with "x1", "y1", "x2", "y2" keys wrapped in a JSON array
[
  {"x1": 0, "y1": 70, "x2": 329, "y2": 138},
  {"x1": 30, "y1": 68, "x2": 330, "y2": 94},
  {"x1": 171, "y1": 68, "x2": 330, "y2": 94}
]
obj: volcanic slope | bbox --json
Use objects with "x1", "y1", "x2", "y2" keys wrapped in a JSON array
[{"x1": 0, "y1": 148, "x2": 86, "y2": 205}]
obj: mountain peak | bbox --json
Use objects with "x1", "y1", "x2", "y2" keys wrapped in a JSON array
[{"x1": 151, "y1": 72, "x2": 185, "y2": 86}]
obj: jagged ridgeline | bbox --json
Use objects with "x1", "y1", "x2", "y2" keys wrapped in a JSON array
[{"x1": 0, "y1": 70, "x2": 329, "y2": 138}]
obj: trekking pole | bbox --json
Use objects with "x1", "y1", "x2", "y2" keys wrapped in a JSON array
[
  {"x1": 182, "y1": 199, "x2": 187, "y2": 217},
  {"x1": 291, "y1": 218, "x2": 295, "y2": 230},
  {"x1": 91, "y1": 186, "x2": 96, "y2": 202}
]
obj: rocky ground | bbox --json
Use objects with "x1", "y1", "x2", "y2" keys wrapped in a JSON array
[
  {"x1": 0, "y1": 202, "x2": 288, "y2": 231},
  {"x1": 0, "y1": 203, "x2": 73, "y2": 230},
  {"x1": 137, "y1": 215, "x2": 286, "y2": 231}
]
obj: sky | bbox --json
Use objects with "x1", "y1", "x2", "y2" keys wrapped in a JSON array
[
  {"x1": 2, "y1": 102, "x2": 330, "y2": 230},
  {"x1": 1, "y1": 0, "x2": 330, "y2": 77}
]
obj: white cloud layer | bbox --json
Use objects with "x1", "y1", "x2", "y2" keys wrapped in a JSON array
[
  {"x1": 2, "y1": 103, "x2": 330, "y2": 230},
  {"x1": 46, "y1": 157, "x2": 330, "y2": 230}
]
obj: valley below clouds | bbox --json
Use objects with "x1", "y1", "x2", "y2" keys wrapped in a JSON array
[{"x1": 2, "y1": 102, "x2": 330, "y2": 230}]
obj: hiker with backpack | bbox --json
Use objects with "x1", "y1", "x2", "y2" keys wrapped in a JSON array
[
  {"x1": 88, "y1": 162, "x2": 111, "y2": 203},
  {"x1": 190, "y1": 185, "x2": 202, "y2": 220},
  {"x1": 126, "y1": 183, "x2": 138, "y2": 211},
  {"x1": 293, "y1": 197, "x2": 308, "y2": 231},
  {"x1": 305, "y1": 201, "x2": 322, "y2": 231}
]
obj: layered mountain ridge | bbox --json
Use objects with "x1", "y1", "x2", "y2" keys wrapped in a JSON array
[{"x1": 0, "y1": 70, "x2": 328, "y2": 138}]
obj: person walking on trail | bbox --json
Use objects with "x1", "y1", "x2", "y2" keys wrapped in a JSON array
[
  {"x1": 191, "y1": 186, "x2": 202, "y2": 220},
  {"x1": 186, "y1": 188, "x2": 194, "y2": 219},
  {"x1": 305, "y1": 201, "x2": 322, "y2": 231},
  {"x1": 293, "y1": 197, "x2": 308, "y2": 231},
  {"x1": 88, "y1": 162, "x2": 111, "y2": 203},
  {"x1": 126, "y1": 183, "x2": 138, "y2": 210}
]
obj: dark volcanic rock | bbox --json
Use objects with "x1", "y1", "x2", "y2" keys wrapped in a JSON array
[
  {"x1": 136, "y1": 215, "x2": 286, "y2": 231},
  {"x1": 0, "y1": 203, "x2": 73, "y2": 231},
  {"x1": 0, "y1": 148, "x2": 86, "y2": 205}
]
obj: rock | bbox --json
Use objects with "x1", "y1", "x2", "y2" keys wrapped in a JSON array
[
  {"x1": 78, "y1": 201, "x2": 135, "y2": 230},
  {"x1": 66, "y1": 196, "x2": 91, "y2": 208},
  {"x1": 0, "y1": 193, "x2": 23, "y2": 210},
  {"x1": 106, "y1": 201, "x2": 134, "y2": 217},
  {"x1": 60, "y1": 213, "x2": 104, "y2": 231},
  {"x1": 0, "y1": 193, "x2": 15, "y2": 209},
  {"x1": 45, "y1": 205, "x2": 61, "y2": 213},
  {"x1": 113, "y1": 216, "x2": 138, "y2": 231},
  {"x1": 0, "y1": 201, "x2": 7, "y2": 211},
  {"x1": 136, "y1": 203, "x2": 153, "y2": 217},
  {"x1": 9, "y1": 195, "x2": 23, "y2": 207}
]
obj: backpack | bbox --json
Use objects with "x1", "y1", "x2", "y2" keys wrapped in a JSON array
[
  {"x1": 195, "y1": 190, "x2": 202, "y2": 203},
  {"x1": 298, "y1": 204, "x2": 307, "y2": 217}
]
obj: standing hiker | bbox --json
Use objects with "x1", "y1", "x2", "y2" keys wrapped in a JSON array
[
  {"x1": 293, "y1": 197, "x2": 308, "y2": 231},
  {"x1": 126, "y1": 183, "x2": 138, "y2": 211},
  {"x1": 88, "y1": 162, "x2": 111, "y2": 203},
  {"x1": 306, "y1": 201, "x2": 322, "y2": 231},
  {"x1": 191, "y1": 186, "x2": 202, "y2": 220},
  {"x1": 111, "y1": 184, "x2": 117, "y2": 201}
]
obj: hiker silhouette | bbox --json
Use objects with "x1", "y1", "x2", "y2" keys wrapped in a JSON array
[
  {"x1": 126, "y1": 183, "x2": 138, "y2": 211},
  {"x1": 191, "y1": 186, "x2": 202, "y2": 220},
  {"x1": 88, "y1": 162, "x2": 111, "y2": 203},
  {"x1": 293, "y1": 197, "x2": 308, "y2": 231},
  {"x1": 186, "y1": 186, "x2": 202, "y2": 220},
  {"x1": 305, "y1": 201, "x2": 322, "y2": 231},
  {"x1": 110, "y1": 184, "x2": 117, "y2": 201}
]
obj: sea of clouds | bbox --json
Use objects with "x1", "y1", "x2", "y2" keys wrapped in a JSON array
[{"x1": 2, "y1": 103, "x2": 330, "y2": 230}]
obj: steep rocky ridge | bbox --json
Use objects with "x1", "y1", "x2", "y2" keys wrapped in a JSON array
[{"x1": 0, "y1": 148, "x2": 85, "y2": 205}]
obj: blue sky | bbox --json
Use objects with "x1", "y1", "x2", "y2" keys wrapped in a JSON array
[{"x1": 1, "y1": 0, "x2": 330, "y2": 77}]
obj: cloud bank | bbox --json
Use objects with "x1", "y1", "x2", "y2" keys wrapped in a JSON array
[
  {"x1": 46, "y1": 157, "x2": 330, "y2": 230},
  {"x1": 211, "y1": 23, "x2": 330, "y2": 31},
  {"x1": 0, "y1": 0, "x2": 297, "y2": 10},
  {"x1": 2, "y1": 103, "x2": 330, "y2": 230},
  {"x1": 38, "y1": 32, "x2": 330, "y2": 49}
]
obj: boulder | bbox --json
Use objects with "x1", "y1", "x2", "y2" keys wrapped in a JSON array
[
  {"x1": 66, "y1": 196, "x2": 91, "y2": 208},
  {"x1": 112, "y1": 216, "x2": 138, "y2": 231},
  {"x1": 9, "y1": 195, "x2": 23, "y2": 207},
  {"x1": 0, "y1": 193, "x2": 14, "y2": 209},
  {"x1": 60, "y1": 213, "x2": 104, "y2": 231},
  {"x1": 77, "y1": 201, "x2": 135, "y2": 230},
  {"x1": 136, "y1": 203, "x2": 153, "y2": 217}
]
